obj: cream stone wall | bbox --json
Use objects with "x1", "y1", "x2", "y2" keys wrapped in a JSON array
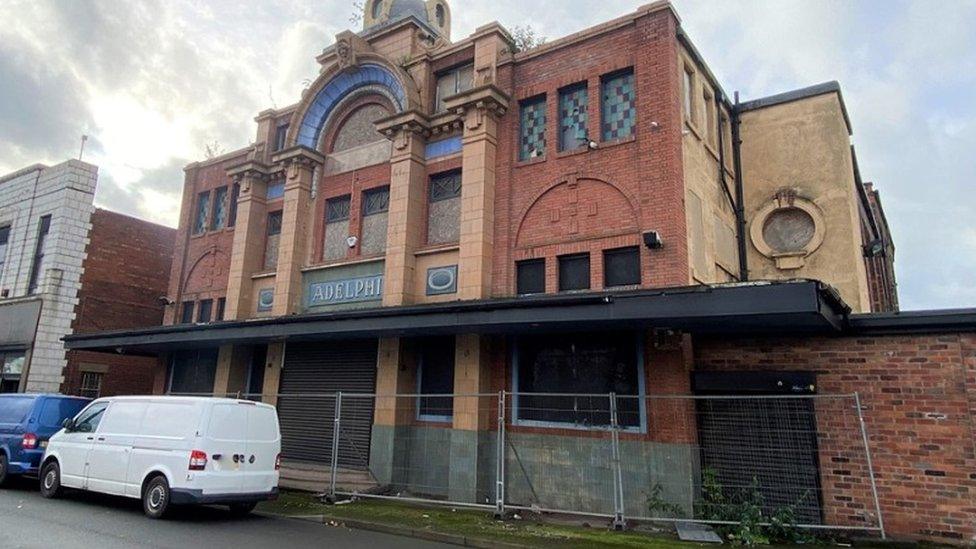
[
  {"x1": 739, "y1": 92, "x2": 871, "y2": 312},
  {"x1": 678, "y1": 46, "x2": 739, "y2": 285}
]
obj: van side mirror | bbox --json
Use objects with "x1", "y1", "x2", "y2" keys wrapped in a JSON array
[{"x1": 62, "y1": 418, "x2": 75, "y2": 432}]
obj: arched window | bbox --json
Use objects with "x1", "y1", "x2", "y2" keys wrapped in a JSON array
[
  {"x1": 371, "y1": 0, "x2": 383, "y2": 20},
  {"x1": 435, "y1": 4, "x2": 445, "y2": 27}
]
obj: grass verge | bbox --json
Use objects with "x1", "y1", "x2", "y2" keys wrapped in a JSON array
[{"x1": 258, "y1": 490, "x2": 703, "y2": 548}]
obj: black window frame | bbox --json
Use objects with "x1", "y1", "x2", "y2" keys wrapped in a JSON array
[
  {"x1": 227, "y1": 182, "x2": 240, "y2": 227},
  {"x1": 362, "y1": 186, "x2": 390, "y2": 217},
  {"x1": 193, "y1": 190, "x2": 211, "y2": 235},
  {"x1": 326, "y1": 195, "x2": 352, "y2": 223},
  {"x1": 416, "y1": 336, "x2": 456, "y2": 422},
  {"x1": 513, "y1": 332, "x2": 644, "y2": 430},
  {"x1": 215, "y1": 297, "x2": 226, "y2": 321},
  {"x1": 273, "y1": 124, "x2": 289, "y2": 152},
  {"x1": 428, "y1": 170, "x2": 462, "y2": 203},
  {"x1": 180, "y1": 301, "x2": 195, "y2": 324},
  {"x1": 210, "y1": 186, "x2": 228, "y2": 231},
  {"x1": 0, "y1": 224, "x2": 11, "y2": 275},
  {"x1": 558, "y1": 253, "x2": 591, "y2": 292},
  {"x1": 603, "y1": 246, "x2": 641, "y2": 288},
  {"x1": 516, "y1": 259, "x2": 546, "y2": 295},
  {"x1": 197, "y1": 299, "x2": 214, "y2": 323},
  {"x1": 27, "y1": 215, "x2": 52, "y2": 294}
]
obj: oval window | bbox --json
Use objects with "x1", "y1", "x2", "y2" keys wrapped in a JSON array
[{"x1": 762, "y1": 208, "x2": 816, "y2": 253}]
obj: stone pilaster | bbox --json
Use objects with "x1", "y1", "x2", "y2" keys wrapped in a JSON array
[
  {"x1": 270, "y1": 146, "x2": 325, "y2": 316},
  {"x1": 261, "y1": 342, "x2": 286, "y2": 407},
  {"x1": 376, "y1": 112, "x2": 430, "y2": 306},
  {"x1": 444, "y1": 86, "x2": 509, "y2": 300},
  {"x1": 224, "y1": 161, "x2": 271, "y2": 320},
  {"x1": 370, "y1": 337, "x2": 418, "y2": 485},
  {"x1": 449, "y1": 334, "x2": 494, "y2": 502}
]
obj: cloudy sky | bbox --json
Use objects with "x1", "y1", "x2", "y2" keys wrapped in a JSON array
[{"x1": 0, "y1": 0, "x2": 974, "y2": 310}]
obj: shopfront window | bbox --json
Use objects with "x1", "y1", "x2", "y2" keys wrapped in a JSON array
[
  {"x1": 514, "y1": 332, "x2": 643, "y2": 429},
  {"x1": 0, "y1": 352, "x2": 25, "y2": 393},
  {"x1": 169, "y1": 349, "x2": 219, "y2": 395},
  {"x1": 417, "y1": 336, "x2": 455, "y2": 421}
]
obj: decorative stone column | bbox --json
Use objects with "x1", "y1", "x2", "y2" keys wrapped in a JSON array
[
  {"x1": 444, "y1": 85, "x2": 509, "y2": 301},
  {"x1": 369, "y1": 337, "x2": 418, "y2": 485},
  {"x1": 442, "y1": 84, "x2": 508, "y2": 503},
  {"x1": 270, "y1": 146, "x2": 325, "y2": 316},
  {"x1": 376, "y1": 111, "x2": 430, "y2": 307},
  {"x1": 448, "y1": 334, "x2": 494, "y2": 502},
  {"x1": 224, "y1": 161, "x2": 271, "y2": 320}
]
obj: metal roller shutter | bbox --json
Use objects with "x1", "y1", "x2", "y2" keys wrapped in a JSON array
[{"x1": 278, "y1": 340, "x2": 377, "y2": 467}]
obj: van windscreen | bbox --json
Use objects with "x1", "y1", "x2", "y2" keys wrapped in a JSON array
[
  {"x1": 0, "y1": 396, "x2": 34, "y2": 423},
  {"x1": 39, "y1": 399, "x2": 89, "y2": 428}
]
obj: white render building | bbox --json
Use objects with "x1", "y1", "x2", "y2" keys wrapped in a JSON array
[{"x1": 0, "y1": 160, "x2": 97, "y2": 393}]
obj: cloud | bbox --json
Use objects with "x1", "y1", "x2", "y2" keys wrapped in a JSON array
[{"x1": 0, "y1": 0, "x2": 974, "y2": 310}]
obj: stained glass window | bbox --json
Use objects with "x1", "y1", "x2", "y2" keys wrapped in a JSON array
[
  {"x1": 193, "y1": 191, "x2": 210, "y2": 235},
  {"x1": 559, "y1": 83, "x2": 589, "y2": 151},
  {"x1": 601, "y1": 69, "x2": 636, "y2": 142},
  {"x1": 210, "y1": 186, "x2": 228, "y2": 230},
  {"x1": 519, "y1": 96, "x2": 547, "y2": 161}
]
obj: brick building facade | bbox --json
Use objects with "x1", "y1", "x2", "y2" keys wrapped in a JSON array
[
  {"x1": 0, "y1": 160, "x2": 174, "y2": 397},
  {"x1": 60, "y1": 209, "x2": 176, "y2": 397},
  {"x1": 67, "y1": 2, "x2": 976, "y2": 543}
]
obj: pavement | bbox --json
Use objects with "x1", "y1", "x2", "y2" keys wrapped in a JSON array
[{"x1": 0, "y1": 478, "x2": 453, "y2": 549}]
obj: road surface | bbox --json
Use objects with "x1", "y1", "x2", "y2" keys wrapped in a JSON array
[{"x1": 0, "y1": 478, "x2": 451, "y2": 548}]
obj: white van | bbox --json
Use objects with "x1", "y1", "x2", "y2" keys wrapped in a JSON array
[{"x1": 39, "y1": 396, "x2": 280, "y2": 519}]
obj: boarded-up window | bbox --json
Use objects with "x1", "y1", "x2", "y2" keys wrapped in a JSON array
[
  {"x1": 360, "y1": 187, "x2": 389, "y2": 256},
  {"x1": 604, "y1": 246, "x2": 641, "y2": 287},
  {"x1": 516, "y1": 259, "x2": 545, "y2": 295},
  {"x1": 264, "y1": 211, "x2": 282, "y2": 271},
  {"x1": 558, "y1": 253, "x2": 590, "y2": 291},
  {"x1": 688, "y1": 191, "x2": 709, "y2": 280},
  {"x1": 427, "y1": 171, "x2": 461, "y2": 245},
  {"x1": 323, "y1": 195, "x2": 351, "y2": 261},
  {"x1": 713, "y1": 215, "x2": 738, "y2": 274},
  {"x1": 435, "y1": 64, "x2": 474, "y2": 112}
]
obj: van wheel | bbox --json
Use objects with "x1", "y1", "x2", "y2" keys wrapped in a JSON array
[
  {"x1": 39, "y1": 461, "x2": 62, "y2": 498},
  {"x1": 228, "y1": 502, "x2": 257, "y2": 517},
  {"x1": 143, "y1": 476, "x2": 171, "y2": 519},
  {"x1": 0, "y1": 453, "x2": 8, "y2": 486}
]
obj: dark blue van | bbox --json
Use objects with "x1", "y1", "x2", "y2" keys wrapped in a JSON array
[{"x1": 0, "y1": 394, "x2": 90, "y2": 484}]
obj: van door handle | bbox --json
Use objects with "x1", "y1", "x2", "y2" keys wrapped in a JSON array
[
  {"x1": 86, "y1": 436, "x2": 94, "y2": 441},
  {"x1": 97, "y1": 437, "x2": 105, "y2": 442}
]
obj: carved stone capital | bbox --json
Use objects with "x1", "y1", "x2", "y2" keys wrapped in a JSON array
[
  {"x1": 443, "y1": 84, "x2": 510, "y2": 131},
  {"x1": 226, "y1": 160, "x2": 272, "y2": 186},
  {"x1": 375, "y1": 110, "x2": 431, "y2": 150}
]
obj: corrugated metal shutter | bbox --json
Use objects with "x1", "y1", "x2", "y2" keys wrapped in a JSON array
[{"x1": 278, "y1": 340, "x2": 377, "y2": 467}]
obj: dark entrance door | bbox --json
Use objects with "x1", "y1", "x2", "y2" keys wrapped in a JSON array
[
  {"x1": 277, "y1": 340, "x2": 377, "y2": 468},
  {"x1": 693, "y1": 371, "x2": 824, "y2": 524}
]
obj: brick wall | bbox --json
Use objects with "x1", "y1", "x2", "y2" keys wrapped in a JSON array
[
  {"x1": 493, "y1": 8, "x2": 687, "y2": 296},
  {"x1": 62, "y1": 208, "x2": 175, "y2": 397},
  {"x1": 164, "y1": 154, "x2": 246, "y2": 324},
  {"x1": 695, "y1": 332, "x2": 976, "y2": 544}
]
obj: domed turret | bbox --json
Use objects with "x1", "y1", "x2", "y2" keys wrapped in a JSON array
[{"x1": 362, "y1": 0, "x2": 451, "y2": 38}]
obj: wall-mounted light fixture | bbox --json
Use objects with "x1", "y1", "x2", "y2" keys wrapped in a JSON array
[
  {"x1": 643, "y1": 231, "x2": 664, "y2": 250},
  {"x1": 863, "y1": 239, "x2": 884, "y2": 258}
]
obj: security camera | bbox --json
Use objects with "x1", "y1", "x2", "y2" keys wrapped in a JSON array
[
  {"x1": 588, "y1": 140, "x2": 599, "y2": 150},
  {"x1": 347, "y1": 235, "x2": 358, "y2": 248},
  {"x1": 158, "y1": 296, "x2": 175, "y2": 306}
]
